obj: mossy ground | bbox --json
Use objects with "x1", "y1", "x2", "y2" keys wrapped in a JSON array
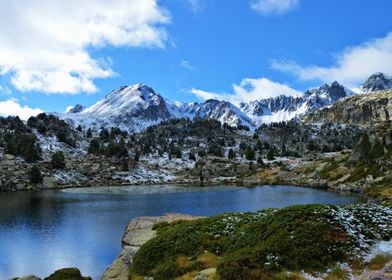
[{"x1": 129, "y1": 203, "x2": 392, "y2": 280}]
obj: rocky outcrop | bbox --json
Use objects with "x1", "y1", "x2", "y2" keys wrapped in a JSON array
[
  {"x1": 101, "y1": 213, "x2": 200, "y2": 280},
  {"x1": 305, "y1": 90, "x2": 392, "y2": 125}
]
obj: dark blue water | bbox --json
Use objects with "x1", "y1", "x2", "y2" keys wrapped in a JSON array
[{"x1": 0, "y1": 185, "x2": 358, "y2": 279}]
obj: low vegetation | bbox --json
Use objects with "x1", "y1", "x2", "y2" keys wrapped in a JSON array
[{"x1": 129, "y1": 203, "x2": 392, "y2": 279}]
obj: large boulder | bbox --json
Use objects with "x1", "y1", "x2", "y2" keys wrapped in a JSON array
[
  {"x1": 42, "y1": 176, "x2": 57, "y2": 189},
  {"x1": 101, "y1": 214, "x2": 199, "y2": 280}
]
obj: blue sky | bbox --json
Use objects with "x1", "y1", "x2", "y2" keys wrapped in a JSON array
[{"x1": 0, "y1": 0, "x2": 392, "y2": 118}]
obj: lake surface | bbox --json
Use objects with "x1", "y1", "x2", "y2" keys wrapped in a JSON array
[{"x1": 0, "y1": 185, "x2": 359, "y2": 279}]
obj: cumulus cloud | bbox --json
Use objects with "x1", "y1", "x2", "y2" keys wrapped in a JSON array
[
  {"x1": 250, "y1": 0, "x2": 299, "y2": 16},
  {"x1": 0, "y1": 0, "x2": 170, "y2": 94},
  {"x1": 0, "y1": 99, "x2": 43, "y2": 120},
  {"x1": 272, "y1": 32, "x2": 392, "y2": 87},
  {"x1": 191, "y1": 77, "x2": 301, "y2": 105}
]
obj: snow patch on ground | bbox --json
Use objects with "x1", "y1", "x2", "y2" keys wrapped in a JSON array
[{"x1": 364, "y1": 240, "x2": 392, "y2": 261}]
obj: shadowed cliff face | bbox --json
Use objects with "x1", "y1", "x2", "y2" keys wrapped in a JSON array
[{"x1": 305, "y1": 90, "x2": 392, "y2": 125}]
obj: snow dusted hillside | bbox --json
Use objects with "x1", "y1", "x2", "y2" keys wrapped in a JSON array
[{"x1": 60, "y1": 73, "x2": 391, "y2": 132}]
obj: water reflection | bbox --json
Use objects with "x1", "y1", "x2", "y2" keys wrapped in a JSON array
[{"x1": 0, "y1": 185, "x2": 358, "y2": 279}]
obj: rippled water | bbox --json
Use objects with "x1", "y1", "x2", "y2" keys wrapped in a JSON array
[{"x1": 0, "y1": 185, "x2": 358, "y2": 279}]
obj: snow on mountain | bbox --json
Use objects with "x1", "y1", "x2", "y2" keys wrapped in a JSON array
[
  {"x1": 241, "y1": 81, "x2": 353, "y2": 124},
  {"x1": 60, "y1": 74, "x2": 384, "y2": 132},
  {"x1": 62, "y1": 84, "x2": 254, "y2": 132},
  {"x1": 361, "y1": 72, "x2": 392, "y2": 93},
  {"x1": 63, "y1": 84, "x2": 172, "y2": 132},
  {"x1": 178, "y1": 99, "x2": 254, "y2": 128}
]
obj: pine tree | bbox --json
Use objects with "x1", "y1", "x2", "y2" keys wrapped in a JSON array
[
  {"x1": 189, "y1": 152, "x2": 196, "y2": 161},
  {"x1": 52, "y1": 151, "x2": 65, "y2": 169},
  {"x1": 245, "y1": 146, "x2": 255, "y2": 160},
  {"x1": 29, "y1": 165, "x2": 42, "y2": 185},
  {"x1": 88, "y1": 139, "x2": 101, "y2": 155},
  {"x1": 228, "y1": 149, "x2": 236, "y2": 160},
  {"x1": 267, "y1": 148, "x2": 275, "y2": 161}
]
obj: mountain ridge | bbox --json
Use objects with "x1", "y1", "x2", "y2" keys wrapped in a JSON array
[{"x1": 63, "y1": 73, "x2": 392, "y2": 132}]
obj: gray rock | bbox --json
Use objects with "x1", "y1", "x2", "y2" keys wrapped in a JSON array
[
  {"x1": 101, "y1": 213, "x2": 200, "y2": 280},
  {"x1": 193, "y1": 268, "x2": 216, "y2": 280},
  {"x1": 4, "y1": 154, "x2": 15, "y2": 160},
  {"x1": 42, "y1": 176, "x2": 57, "y2": 189}
]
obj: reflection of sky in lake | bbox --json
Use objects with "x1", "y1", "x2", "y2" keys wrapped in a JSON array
[{"x1": 0, "y1": 185, "x2": 358, "y2": 279}]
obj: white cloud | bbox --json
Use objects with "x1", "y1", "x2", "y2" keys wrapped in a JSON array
[
  {"x1": 65, "y1": 106, "x2": 74, "y2": 113},
  {"x1": 188, "y1": 0, "x2": 203, "y2": 13},
  {"x1": 272, "y1": 32, "x2": 392, "y2": 87},
  {"x1": 0, "y1": 0, "x2": 170, "y2": 94},
  {"x1": 0, "y1": 85, "x2": 12, "y2": 96},
  {"x1": 0, "y1": 99, "x2": 43, "y2": 120},
  {"x1": 250, "y1": 0, "x2": 299, "y2": 16},
  {"x1": 181, "y1": 60, "x2": 197, "y2": 73},
  {"x1": 191, "y1": 77, "x2": 301, "y2": 105}
]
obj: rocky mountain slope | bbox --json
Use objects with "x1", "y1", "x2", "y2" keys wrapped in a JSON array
[
  {"x1": 305, "y1": 90, "x2": 392, "y2": 124},
  {"x1": 61, "y1": 73, "x2": 390, "y2": 133}
]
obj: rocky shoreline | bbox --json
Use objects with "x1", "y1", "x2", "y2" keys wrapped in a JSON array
[
  {"x1": 101, "y1": 213, "x2": 201, "y2": 280},
  {"x1": 0, "y1": 151, "x2": 377, "y2": 195}
]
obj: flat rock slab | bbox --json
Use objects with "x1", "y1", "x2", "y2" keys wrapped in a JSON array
[
  {"x1": 357, "y1": 261, "x2": 392, "y2": 280},
  {"x1": 101, "y1": 213, "x2": 201, "y2": 280}
]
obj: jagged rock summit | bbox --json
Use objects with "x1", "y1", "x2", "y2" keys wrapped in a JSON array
[
  {"x1": 240, "y1": 81, "x2": 353, "y2": 125},
  {"x1": 361, "y1": 72, "x2": 392, "y2": 93}
]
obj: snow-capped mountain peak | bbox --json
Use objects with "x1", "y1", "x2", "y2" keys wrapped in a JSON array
[
  {"x1": 241, "y1": 81, "x2": 352, "y2": 125},
  {"x1": 62, "y1": 84, "x2": 255, "y2": 132},
  {"x1": 361, "y1": 72, "x2": 392, "y2": 93},
  {"x1": 82, "y1": 84, "x2": 167, "y2": 117}
]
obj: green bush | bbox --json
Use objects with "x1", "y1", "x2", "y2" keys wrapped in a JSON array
[
  {"x1": 368, "y1": 254, "x2": 391, "y2": 270},
  {"x1": 44, "y1": 268, "x2": 91, "y2": 280},
  {"x1": 153, "y1": 259, "x2": 185, "y2": 280},
  {"x1": 216, "y1": 205, "x2": 354, "y2": 278}
]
